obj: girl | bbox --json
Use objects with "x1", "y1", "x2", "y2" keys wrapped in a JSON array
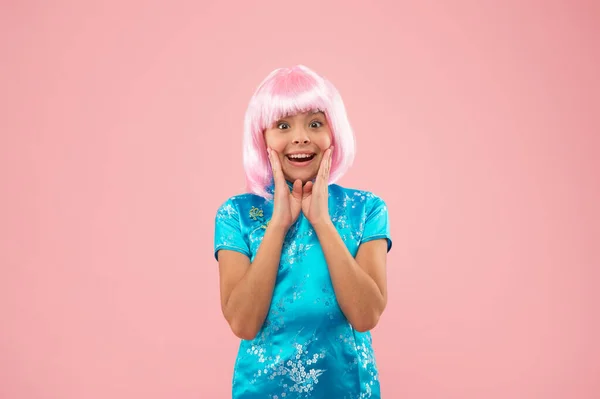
[{"x1": 214, "y1": 65, "x2": 392, "y2": 398}]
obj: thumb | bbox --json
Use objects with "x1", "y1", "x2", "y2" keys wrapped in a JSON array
[
  {"x1": 291, "y1": 179, "x2": 303, "y2": 200},
  {"x1": 303, "y1": 181, "x2": 313, "y2": 196}
]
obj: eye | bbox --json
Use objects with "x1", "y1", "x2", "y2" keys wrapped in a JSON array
[
  {"x1": 309, "y1": 120, "x2": 323, "y2": 128},
  {"x1": 277, "y1": 122, "x2": 290, "y2": 130}
]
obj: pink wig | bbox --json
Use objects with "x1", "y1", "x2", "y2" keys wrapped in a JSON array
[{"x1": 242, "y1": 65, "x2": 356, "y2": 199}]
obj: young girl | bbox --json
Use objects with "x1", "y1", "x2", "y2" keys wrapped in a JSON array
[{"x1": 214, "y1": 65, "x2": 392, "y2": 398}]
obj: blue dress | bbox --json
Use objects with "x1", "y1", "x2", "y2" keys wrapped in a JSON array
[{"x1": 214, "y1": 181, "x2": 392, "y2": 399}]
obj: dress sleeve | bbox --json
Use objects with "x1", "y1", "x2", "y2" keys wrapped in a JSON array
[
  {"x1": 360, "y1": 195, "x2": 393, "y2": 252},
  {"x1": 214, "y1": 199, "x2": 251, "y2": 261}
]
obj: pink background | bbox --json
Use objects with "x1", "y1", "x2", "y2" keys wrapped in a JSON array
[{"x1": 1, "y1": 1, "x2": 599, "y2": 398}]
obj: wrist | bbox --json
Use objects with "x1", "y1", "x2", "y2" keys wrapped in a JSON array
[
  {"x1": 266, "y1": 220, "x2": 290, "y2": 235},
  {"x1": 311, "y1": 217, "x2": 333, "y2": 233}
]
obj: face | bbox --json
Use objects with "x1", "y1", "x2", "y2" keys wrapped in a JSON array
[{"x1": 264, "y1": 111, "x2": 332, "y2": 184}]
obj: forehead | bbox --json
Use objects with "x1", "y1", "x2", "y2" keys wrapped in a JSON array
[{"x1": 278, "y1": 109, "x2": 325, "y2": 120}]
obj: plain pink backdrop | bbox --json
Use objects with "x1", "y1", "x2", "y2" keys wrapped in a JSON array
[{"x1": 1, "y1": 1, "x2": 599, "y2": 398}]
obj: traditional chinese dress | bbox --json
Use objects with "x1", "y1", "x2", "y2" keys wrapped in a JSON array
[{"x1": 214, "y1": 181, "x2": 392, "y2": 399}]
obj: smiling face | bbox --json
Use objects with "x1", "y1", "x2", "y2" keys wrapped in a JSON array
[{"x1": 264, "y1": 110, "x2": 332, "y2": 184}]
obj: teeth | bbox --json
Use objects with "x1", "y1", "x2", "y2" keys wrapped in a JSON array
[{"x1": 288, "y1": 154, "x2": 313, "y2": 159}]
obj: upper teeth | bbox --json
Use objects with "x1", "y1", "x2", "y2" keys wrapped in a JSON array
[{"x1": 289, "y1": 154, "x2": 312, "y2": 159}]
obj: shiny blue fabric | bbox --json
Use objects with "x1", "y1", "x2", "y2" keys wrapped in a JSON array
[{"x1": 214, "y1": 181, "x2": 392, "y2": 399}]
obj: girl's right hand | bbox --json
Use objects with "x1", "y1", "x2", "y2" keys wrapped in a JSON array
[{"x1": 268, "y1": 148, "x2": 302, "y2": 230}]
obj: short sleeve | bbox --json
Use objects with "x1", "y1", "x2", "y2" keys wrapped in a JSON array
[
  {"x1": 361, "y1": 195, "x2": 392, "y2": 252},
  {"x1": 214, "y1": 199, "x2": 251, "y2": 261}
]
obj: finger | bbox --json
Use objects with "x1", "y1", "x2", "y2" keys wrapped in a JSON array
[
  {"x1": 318, "y1": 149, "x2": 330, "y2": 180},
  {"x1": 291, "y1": 179, "x2": 303, "y2": 199},
  {"x1": 269, "y1": 149, "x2": 284, "y2": 183},
  {"x1": 303, "y1": 181, "x2": 313, "y2": 196},
  {"x1": 267, "y1": 147, "x2": 274, "y2": 168},
  {"x1": 326, "y1": 146, "x2": 333, "y2": 178},
  {"x1": 267, "y1": 148, "x2": 277, "y2": 177}
]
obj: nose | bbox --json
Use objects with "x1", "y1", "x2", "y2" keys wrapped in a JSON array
[{"x1": 292, "y1": 128, "x2": 311, "y2": 145}]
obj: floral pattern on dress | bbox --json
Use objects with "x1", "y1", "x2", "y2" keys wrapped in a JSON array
[
  {"x1": 265, "y1": 332, "x2": 328, "y2": 398},
  {"x1": 214, "y1": 184, "x2": 391, "y2": 398}
]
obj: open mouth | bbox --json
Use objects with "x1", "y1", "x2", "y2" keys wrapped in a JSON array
[{"x1": 286, "y1": 153, "x2": 316, "y2": 163}]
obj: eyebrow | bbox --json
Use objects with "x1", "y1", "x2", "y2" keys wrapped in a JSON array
[
  {"x1": 305, "y1": 111, "x2": 325, "y2": 119},
  {"x1": 275, "y1": 111, "x2": 325, "y2": 122}
]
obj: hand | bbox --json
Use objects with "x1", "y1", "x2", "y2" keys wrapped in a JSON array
[
  {"x1": 302, "y1": 147, "x2": 333, "y2": 227},
  {"x1": 268, "y1": 148, "x2": 302, "y2": 230}
]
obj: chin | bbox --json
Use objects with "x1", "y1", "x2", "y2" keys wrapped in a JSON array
[{"x1": 285, "y1": 172, "x2": 316, "y2": 184}]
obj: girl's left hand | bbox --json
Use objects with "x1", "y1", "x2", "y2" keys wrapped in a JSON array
[{"x1": 302, "y1": 147, "x2": 333, "y2": 227}]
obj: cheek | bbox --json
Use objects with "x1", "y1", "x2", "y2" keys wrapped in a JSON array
[
  {"x1": 315, "y1": 132, "x2": 332, "y2": 150},
  {"x1": 264, "y1": 131, "x2": 285, "y2": 151}
]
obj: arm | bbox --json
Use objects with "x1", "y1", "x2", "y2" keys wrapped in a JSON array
[
  {"x1": 301, "y1": 147, "x2": 390, "y2": 332},
  {"x1": 217, "y1": 148, "x2": 303, "y2": 340},
  {"x1": 313, "y1": 220, "x2": 388, "y2": 332},
  {"x1": 218, "y1": 222, "x2": 288, "y2": 340}
]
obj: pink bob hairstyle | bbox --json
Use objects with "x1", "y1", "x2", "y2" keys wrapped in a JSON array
[{"x1": 242, "y1": 65, "x2": 356, "y2": 199}]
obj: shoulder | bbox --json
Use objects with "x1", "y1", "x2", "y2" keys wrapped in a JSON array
[
  {"x1": 216, "y1": 192, "x2": 271, "y2": 219},
  {"x1": 328, "y1": 184, "x2": 387, "y2": 209}
]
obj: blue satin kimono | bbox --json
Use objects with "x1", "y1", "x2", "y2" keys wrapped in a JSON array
[{"x1": 214, "y1": 181, "x2": 392, "y2": 399}]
